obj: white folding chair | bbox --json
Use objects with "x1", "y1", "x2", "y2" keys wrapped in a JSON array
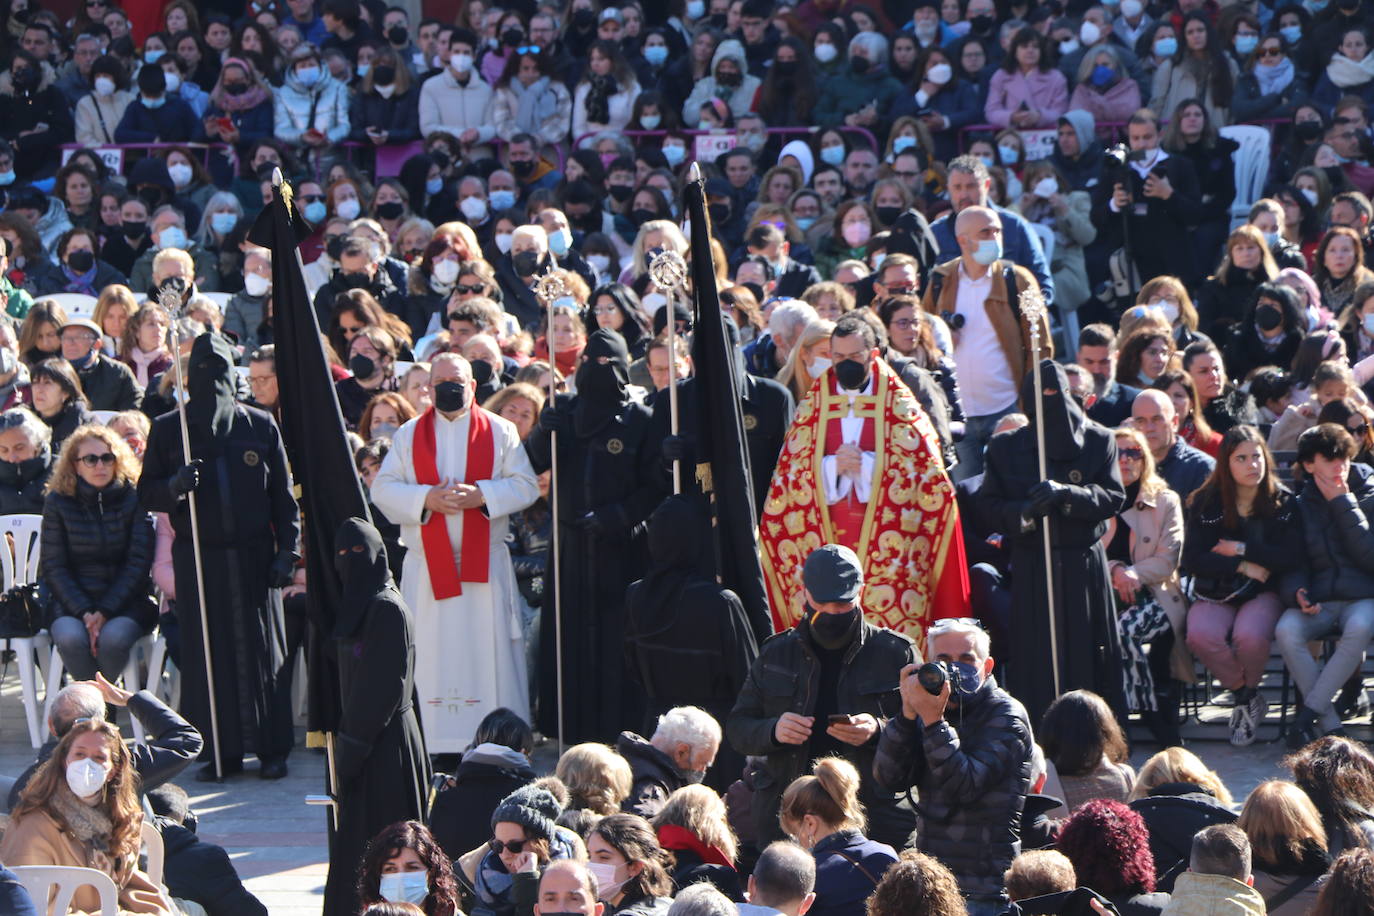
[
  {"x1": 42, "y1": 293, "x2": 99, "y2": 317},
  {"x1": 45, "y1": 631, "x2": 158, "y2": 745},
  {"x1": 1029, "y1": 221, "x2": 1056, "y2": 266},
  {"x1": 11, "y1": 865, "x2": 120, "y2": 915},
  {"x1": 0, "y1": 513, "x2": 49, "y2": 748},
  {"x1": 88, "y1": 410, "x2": 119, "y2": 425},
  {"x1": 1220, "y1": 124, "x2": 1272, "y2": 230},
  {"x1": 199, "y1": 291, "x2": 233, "y2": 309},
  {"x1": 141, "y1": 820, "x2": 165, "y2": 884}
]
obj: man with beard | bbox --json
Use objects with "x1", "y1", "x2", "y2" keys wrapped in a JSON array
[
  {"x1": 976, "y1": 360, "x2": 1126, "y2": 724},
  {"x1": 323, "y1": 517, "x2": 430, "y2": 916},
  {"x1": 138, "y1": 333, "x2": 300, "y2": 781},
  {"x1": 525, "y1": 328, "x2": 660, "y2": 743},
  {"x1": 728, "y1": 544, "x2": 917, "y2": 849},
  {"x1": 1077, "y1": 324, "x2": 1140, "y2": 427},
  {"x1": 371, "y1": 353, "x2": 538, "y2": 753}
]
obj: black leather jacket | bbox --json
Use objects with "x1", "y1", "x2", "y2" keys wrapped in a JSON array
[{"x1": 40, "y1": 479, "x2": 155, "y2": 626}]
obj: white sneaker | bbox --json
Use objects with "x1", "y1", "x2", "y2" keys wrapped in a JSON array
[
  {"x1": 1248, "y1": 691, "x2": 1269, "y2": 730},
  {"x1": 1230, "y1": 704, "x2": 1256, "y2": 746}
]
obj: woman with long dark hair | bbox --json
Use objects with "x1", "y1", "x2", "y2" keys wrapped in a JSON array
[
  {"x1": 756, "y1": 37, "x2": 818, "y2": 128},
  {"x1": 1040, "y1": 690, "x2": 1134, "y2": 812},
  {"x1": 587, "y1": 814, "x2": 675, "y2": 915},
  {"x1": 492, "y1": 49, "x2": 573, "y2": 146},
  {"x1": 1151, "y1": 12, "x2": 1238, "y2": 126},
  {"x1": 357, "y1": 820, "x2": 462, "y2": 915},
  {"x1": 1285, "y1": 737, "x2": 1374, "y2": 856}
]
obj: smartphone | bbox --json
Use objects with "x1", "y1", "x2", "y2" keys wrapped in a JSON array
[
  {"x1": 827, "y1": 714, "x2": 852, "y2": 726},
  {"x1": 217, "y1": 117, "x2": 233, "y2": 132}
]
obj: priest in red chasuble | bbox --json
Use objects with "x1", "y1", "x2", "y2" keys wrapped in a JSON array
[
  {"x1": 760, "y1": 318, "x2": 969, "y2": 653},
  {"x1": 372, "y1": 352, "x2": 540, "y2": 752}
]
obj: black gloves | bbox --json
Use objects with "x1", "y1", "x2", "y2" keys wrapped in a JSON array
[
  {"x1": 573, "y1": 509, "x2": 609, "y2": 536},
  {"x1": 171, "y1": 459, "x2": 202, "y2": 496},
  {"x1": 661, "y1": 434, "x2": 694, "y2": 464},
  {"x1": 1026, "y1": 480, "x2": 1071, "y2": 518},
  {"x1": 540, "y1": 405, "x2": 570, "y2": 434}
]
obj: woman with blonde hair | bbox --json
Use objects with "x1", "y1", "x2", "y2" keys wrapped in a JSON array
[
  {"x1": 484, "y1": 383, "x2": 545, "y2": 442},
  {"x1": 775, "y1": 318, "x2": 835, "y2": 403},
  {"x1": 1130, "y1": 746, "x2": 1234, "y2": 805},
  {"x1": 800, "y1": 281, "x2": 855, "y2": 323},
  {"x1": 1134, "y1": 276, "x2": 1206, "y2": 351},
  {"x1": 1195, "y1": 225, "x2": 1279, "y2": 340},
  {"x1": 653, "y1": 785, "x2": 742, "y2": 900},
  {"x1": 780, "y1": 757, "x2": 897, "y2": 916},
  {"x1": 0, "y1": 718, "x2": 174, "y2": 914},
  {"x1": 625, "y1": 220, "x2": 689, "y2": 287},
  {"x1": 1237, "y1": 780, "x2": 1331, "y2": 914},
  {"x1": 1127, "y1": 746, "x2": 1237, "y2": 882},
  {"x1": 555, "y1": 743, "x2": 633, "y2": 816},
  {"x1": 93, "y1": 284, "x2": 138, "y2": 356},
  {"x1": 119, "y1": 303, "x2": 173, "y2": 388}
]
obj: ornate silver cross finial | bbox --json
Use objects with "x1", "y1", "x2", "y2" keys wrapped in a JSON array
[
  {"x1": 648, "y1": 249, "x2": 688, "y2": 293},
  {"x1": 532, "y1": 268, "x2": 569, "y2": 306},
  {"x1": 1018, "y1": 286, "x2": 1047, "y2": 346}
]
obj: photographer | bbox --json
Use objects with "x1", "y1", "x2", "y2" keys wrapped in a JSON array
[
  {"x1": 1093, "y1": 108, "x2": 1204, "y2": 289},
  {"x1": 872, "y1": 618, "x2": 1034, "y2": 916}
]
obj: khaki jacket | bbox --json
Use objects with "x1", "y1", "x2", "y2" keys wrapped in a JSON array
[
  {"x1": 0, "y1": 808, "x2": 174, "y2": 915},
  {"x1": 920, "y1": 257, "x2": 1052, "y2": 397},
  {"x1": 1161, "y1": 871, "x2": 1265, "y2": 916}
]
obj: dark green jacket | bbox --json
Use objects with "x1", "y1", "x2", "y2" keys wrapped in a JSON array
[{"x1": 814, "y1": 67, "x2": 903, "y2": 128}]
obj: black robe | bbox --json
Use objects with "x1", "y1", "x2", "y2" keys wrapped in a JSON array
[
  {"x1": 323, "y1": 518, "x2": 430, "y2": 916},
  {"x1": 977, "y1": 361, "x2": 1127, "y2": 726},
  {"x1": 523, "y1": 328, "x2": 662, "y2": 743},
  {"x1": 138, "y1": 334, "x2": 300, "y2": 771}
]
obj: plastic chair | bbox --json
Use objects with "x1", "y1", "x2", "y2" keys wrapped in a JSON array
[
  {"x1": 0, "y1": 513, "x2": 48, "y2": 748},
  {"x1": 1029, "y1": 221, "x2": 1056, "y2": 265},
  {"x1": 88, "y1": 410, "x2": 119, "y2": 425},
  {"x1": 43, "y1": 293, "x2": 99, "y2": 317},
  {"x1": 11, "y1": 865, "x2": 120, "y2": 915},
  {"x1": 1220, "y1": 125, "x2": 1271, "y2": 230},
  {"x1": 141, "y1": 820, "x2": 164, "y2": 884},
  {"x1": 45, "y1": 631, "x2": 158, "y2": 745}
]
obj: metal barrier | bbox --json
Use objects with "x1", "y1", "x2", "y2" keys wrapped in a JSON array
[
  {"x1": 957, "y1": 117, "x2": 1289, "y2": 158},
  {"x1": 59, "y1": 142, "x2": 233, "y2": 173},
  {"x1": 340, "y1": 136, "x2": 567, "y2": 178},
  {"x1": 573, "y1": 125, "x2": 880, "y2": 160}
]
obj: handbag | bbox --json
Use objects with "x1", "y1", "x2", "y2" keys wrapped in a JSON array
[{"x1": 0, "y1": 582, "x2": 44, "y2": 637}]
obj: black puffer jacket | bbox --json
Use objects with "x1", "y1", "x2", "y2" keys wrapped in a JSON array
[
  {"x1": 0, "y1": 452, "x2": 53, "y2": 515},
  {"x1": 1281, "y1": 462, "x2": 1374, "y2": 605},
  {"x1": 1202, "y1": 385, "x2": 1258, "y2": 435},
  {"x1": 40, "y1": 479, "x2": 155, "y2": 626},
  {"x1": 871, "y1": 674, "x2": 1034, "y2": 903},
  {"x1": 1129, "y1": 782, "x2": 1237, "y2": 891},
  {"x1": 616, "y1": 731, "x2": 687, "y2": 820}
]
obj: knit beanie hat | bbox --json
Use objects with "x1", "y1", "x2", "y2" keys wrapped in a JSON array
[{"x1": 491, "y1": 784, "x2": 562, "y2": 842}]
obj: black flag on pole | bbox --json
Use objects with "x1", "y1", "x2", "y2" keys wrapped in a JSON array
[
  {"x1": 247, "y1": 174, "x2": 371, "y2": 735},
  {"x1": 683, "y1": 171, "x2": 772, "y2": 641}
]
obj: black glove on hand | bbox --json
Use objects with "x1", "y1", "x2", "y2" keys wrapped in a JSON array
[
  {"x1": 1026, "y1": 480, "x2": 1069, "y2": 517},
  {"x1": 269, "y1": 553, "x2": 297, "y2": 589},
  {"x1": 171, "y1": 459, "x2": 203, "y2": 496},
  {"x1": 540, "y1": 405, "x2": 569, "y2": 434},
  {"x1": 661, "y1": 434, "x2": 693, "y2": 463},
  {"x1": 573, "y1": 510, "x2": 607, "y2": 536}
]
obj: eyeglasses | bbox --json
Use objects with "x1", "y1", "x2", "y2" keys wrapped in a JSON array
[
  {"x1": 1259, "y1": 47, "x2": 1284, "y2": 59},
  {"x1": 885, "y1": 285, "x2": 916, "y2": 297},
  {"x1": 894, "y1": 169, "x2": 921, "y2": 180},
  {"x1": 452, "y1": 284, "x2": 485, "y2": 295},
  {"x1": 516, "y1": 44, "x2": 542, "y2": 55},
  {"x1": 489, "y1": 838, "x2": 528, "y2": 854},
  {"x1": 339, "y1": 324, "x2": 365, "y2": 334},
  {"x1": 1118, "y1": 447, "x2": 1144, "y2": 461},
  {"x1": 60, "y1": 333, "x2": 97, "y2": 344},
  {"x1": 77, "y1": 453, "x2": 117, "y2": 467},
  {"x1": 889, "y1": 318, "x2": 918, "y2": 329},
  {"x1": 1352, "y1": 422, "x2": 1370, "y2": 437}
]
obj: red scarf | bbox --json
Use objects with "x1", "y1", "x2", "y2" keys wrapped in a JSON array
[
  {"x1": 656, "y1": 824, "x2": 734, "y2": 869},
  {"x1": 412, "y1": 406, "x2": 494, "y2": 599}
]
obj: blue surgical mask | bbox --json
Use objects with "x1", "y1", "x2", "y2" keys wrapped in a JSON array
[
  {"x1": 158, "y1": 226, "x2": 187, "y2": 250},
  {"x1": 0, "y1": 171, "x2": 15, "y2": 186},
  {"x1": 1280, "y1": 24, "x2": 1302, "y2": 44},
  {"x1": 144, "y1": 48, "x2": 165, "y2": 64},
  {"x1": 378, "y1": 871, "x2": 429, "y2": 905},
  {"x1": 490, "y1": 189, "x2": 516, "y2": 211},
  {"x1": 639, "y1": 113, "x2": 661, "y2": 129},
  {"x1": 893, "y1": 135, "x2": 917, "y2": 153},
  {"x1": 356, "y1": 62, "x2": 370, "y2": 78},
  {"x1": 978, "y1": 153, "x2": 995, "y2": 169},
  {"x1": 295, "y1": 65, "x2": 321, "y2": 87},
  {"x1": 1363, "y1": 313, "x2": 1374, "y2": 335},
  {"x1": 944, "y1": 661, "x2": 984, "y2": 705},
  {"x1": 973, "y1": 237, "x2": 1002, "y2": 265},
  {"x1": 662, "y1": 144, "x2": 686, "y2": 166},
  {"x1": 796, "y1": 216, "x2": 816, "y2": 231},
  {"x1": 548, "y1": 228, "x2": 571, "y2": 256},
  {"x1": 1154, "y1": 36, "x2": 1178, "y2": 57},
  {"x1": 1090, "y1": 64, "x2": 1115, "y2": 87},
  {"x1": 210, "y1": 212, "x2": 238, "y2": 235},
  {"x1": 304, "y1": 200, "x2": 328, "y2": 223},
  {"x1": 687, "y1": 0, "x2": 706, "y2": 18},
  {"x1": 1262, "y1": 230, "x2": 1279, "y2": 248},
  {"x1": 820, "y1": 145, "x2": 845, "y2": 165},
  {"x1": 1305, "y1": 0, "x2": 1328, "y2": 12},
  {"x1": 1234, "y1": 34, "x2": 1259, "y2": 55},
  {"x1": 644, "y1": 45, "x2": 668, "y2": 67},
  {"x1": 998, "y1": 144, "x2": 1019, "y2": 165},
  {"x1": 425, "y1": 177, "x2": 444, "y2": 195},
  {"x1": 142, "y1": 94, "x2": 165, "y2": 108}
]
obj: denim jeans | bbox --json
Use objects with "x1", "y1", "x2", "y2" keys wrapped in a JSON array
[
  {"x1": 1275, "y1": 598, "x2": 1374, "y2": 732},
  {"x1": 953, "y1": 405, "x2": 1018, "y2": 483},
  {"x1": 50, "y1": 614, "x2": 144, "y2": 681}
]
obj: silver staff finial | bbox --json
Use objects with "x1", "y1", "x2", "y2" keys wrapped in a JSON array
[
  {"x1": 1018, "y1": 286, "x2": 1047, "y2": 343},
  {"x1": 687, "y1": 161, "x2": 702, "y2": 183},
  {"x1": 532, "y1": 268, "x2": 570, "y2": 306},
  {"x1": 272, "y1": 166, "x2": 285, "y2": 187},
  {"x1": 648, "y1": 249, "x2": 688, "y2": 293}
]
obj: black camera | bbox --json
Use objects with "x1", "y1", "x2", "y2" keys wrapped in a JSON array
[{"x1": 916, "y1": 660, "x2": 958, "y2": 696}]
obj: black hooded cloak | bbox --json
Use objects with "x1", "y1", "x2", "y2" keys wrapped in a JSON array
[
  {"x1": 976, "y1": 360, "x2": 1127, "y2": 725},
  {"x1": 138, "y1": 332, "x2": 301, "y2": 773},
  {"x1": 524, "y1": 328, "x2": 661, "y2": 742},
  {"x1": 323, "y1": 518, "x2": 430, "y2": 916}
]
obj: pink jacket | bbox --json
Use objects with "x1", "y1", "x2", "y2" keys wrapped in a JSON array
[
  {"x1": 1068, "y1": 76, "x2": 1142, "y2": 125},
  {"x1": 984, "y1": 68, "x2": 1069, "y2": 127}
]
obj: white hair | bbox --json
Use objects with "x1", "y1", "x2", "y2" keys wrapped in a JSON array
[
  {"x1": 651, "y1": 706, "x2": 722, "y2": 754},
  {"x1": 1, "y1": 407, "x2": 50, "y2": 451},
  {"x1": 848, "y1": 30, "x2": 889, "y2": 69},
  {"x1": 926, "y1": 618, "x2": 992, "y2": 660},
  {"x1": 768, "y1": 300, "x2": 819, "y2": 344},
  {"x1": 666, "y1": 883, "x2": 735, "y2": 916}
]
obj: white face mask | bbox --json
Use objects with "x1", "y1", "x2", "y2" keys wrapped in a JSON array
[
  {"x1": 587, "y1": 253, "x2": 611, "y2": 273},
  {"x1": 1033, "y1": 177, "x2": 1059, "y2": 198},
  {"x1": 495, "y1": 232, "x2": 513, "y2": 253},
  {"x1": 433, "y1": 258, "x2": 460, "y2": 284},
  {"x1": 809, "y1": 356, "x2": 832, "y2": 376},
  {"x1": 66, "y1": 757, "x2": 110, "y2": 798},
  {"x1": 167, "y1": 162, "x2": 193, "y2": 188},
  {"x1": 1121, "y1": 0, "x2": 1143, "y2": 16},
  {"x1": 587, "y1": 862, "x2": 627, "y2": 902},
  {"x1": 1301, "y1": 188, "x2": 1319, "y2": 207},
  {"x1": 1148, "y1": 298, "x2": 1181, "y2": 324},
  {"x1": 451, "y1": 53, "x2": 474, "y2": 74},
  {"x1": 459, "y1": 195, "x2": 488, "y2": 222},
  {"x1": 244, "y1": 272, "x2": 270, "y2": 296},
  {"x1": 336, "y1": 198, "x2": 361, "y2": 220},
  {"x1": 926, "y1": 62, "x2": 952, "y2": 84},
  {"x1": 163, "y1": 71, "x2": 181, "y2": 92},
  {"x1": 94, "y1": 76, "x2": 116, "y2": 97}
]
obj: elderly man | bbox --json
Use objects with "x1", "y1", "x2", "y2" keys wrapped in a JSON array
[
  {"x1": 616, "y1": 706, "x2": 722, "y2": 819},
  {"x1": 496, "y1": 225, "x2": 552, "y2": 329},
  {"x1": 246, "y1": 346, "x2": 279, "y2": 414},
  {"x1": 740, "y1": 842, "x2": 816, "y2": 916},
  {"x1": 9, "y1": 675, "x2": 203, "y2": 808},
  {"x1": 922, "y1": 205, "x2": 1051, "y2": 482},
  {"x1": 0, "y1": 407, "x2": 53, "y2": 514},
  {"x1": 61, "y1": 317, "x2": 141, "y2": 411},
  {"x1": 372, "y1": 353, "x2": 539, "y2": 752},
  {"x1": 537, "y1": 207, "x2": 595, "y2": 290},
  {"x1": 537, "y1": 860, "x2": 603, "y2": 916},
  {"x1": 129, "y1": 206, "x2": 221, "y2": 293},
  {"x1": 873, "y1": 618, "x2": 1034, "y2": 916},
  {"x1": 745, "y1": 300, "x2": 818, "y2": 377},
  {"x1": 729, "y1": 544, "x2": 917, "y2": 849},
  {"x1": 461, "y1": 333, "x2": 506, "y2": 403},
  {"x1": 1131, "y1": 389, "x2": 1214, "y2": 500},
  {"x1": 312, "y1": 235, "x2": 405, "y2": 324}
]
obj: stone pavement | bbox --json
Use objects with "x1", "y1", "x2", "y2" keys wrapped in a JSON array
[{"x1": 0, "y1": 666, "x2": 1363, "y2": 914}]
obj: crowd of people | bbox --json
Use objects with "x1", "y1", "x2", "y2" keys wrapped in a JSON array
[{"x1": 8, "y1": 0, "x2": 1374, "y2": 912}]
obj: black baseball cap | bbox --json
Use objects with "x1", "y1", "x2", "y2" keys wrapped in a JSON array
[{"x1": 803, "y1": 544, "x2": 863, "y2": 604}]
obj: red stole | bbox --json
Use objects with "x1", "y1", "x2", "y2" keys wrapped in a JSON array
[{"x1": 413, "y1": 407, "x2": 495, "y2": 599}]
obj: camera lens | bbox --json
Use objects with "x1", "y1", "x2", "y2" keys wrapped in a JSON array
[{"x1": 916, "y1": 661, "x2": 947, "y2": 696}]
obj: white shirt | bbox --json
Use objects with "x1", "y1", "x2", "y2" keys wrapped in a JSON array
[
  {"x1": 952, "y1": 262, "x2": 1019, "y2": 417},
  {"x1": 821, "y1": 375, "x2": 876, "y2": 503}
]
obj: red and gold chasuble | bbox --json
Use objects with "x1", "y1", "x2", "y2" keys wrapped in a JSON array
[
  {"x1": 760, "y1": 358, "x2": 970, "y2": 653},
  {"x1": 413, "y1": 406, "x2": 494, "y2": 599}
]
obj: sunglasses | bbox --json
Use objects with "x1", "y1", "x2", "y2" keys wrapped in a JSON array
[
  {"x1": 929, "y1": 616, "x2": 984, "y2": 632},
  {"x1": 78, "y1": 453, "x2": 117, "y2": 467},
  {"x1": 1118, "y1": 447, "x2": 1144, "y2": 461},
  {"x1": 489, "y1": 838, "x2": 528, "y2": 854},
  {"x1": 516, "y1": 44, "x2": 542, "y2": 55},
  {"x1": 300, "y1": 194, "x2": 325, "y2": 203},
  {"x1": 339, "y1": 324, "x2": 365, "y2": 334},
  {"x1": 1259, "y1": 47, "x2": 1283, "y2": 59},
  {"x1": 452, "y1": 284, "x2": 484, "y2": 295}
]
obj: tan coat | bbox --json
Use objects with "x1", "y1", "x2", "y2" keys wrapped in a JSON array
[
  {"x1": 0, "y1": 808, "x2": 174, "y2": 916},
  {"x1": 1100, "y1": 485, "x2": 1196, "y2": 683},
  {"x1": 920, "y1": 257, "x2": 1053, "y2": 397}
]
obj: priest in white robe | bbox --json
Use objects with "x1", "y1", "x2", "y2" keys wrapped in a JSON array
[{"x1": 372, "y1": 352, "x2": 540, "y2": 752}]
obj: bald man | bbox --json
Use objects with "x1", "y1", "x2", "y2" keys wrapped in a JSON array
[
  {"x1": 922, "y1": 205, "x2": 1052, "y2": 482},
  {"x1": 536, "y1": 860, "x2": 604, "y2": 916},
  {"x1": 1131, "y1": 389, "x2": 1214, "y2": 499}
]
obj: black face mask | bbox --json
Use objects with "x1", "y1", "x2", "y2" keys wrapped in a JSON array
[
  {"x1": 430, "y1": 149, "x2": 451, "y2": 170},
  {"x1": 326, "y1": 236, "x2": 346, "y2": 260},
  {"x1": 138, "y1": 186, "x2": 166, "y2": 209},
  {"x1": 717, "y1": 70, "x2": 741, "y2": 87},
  {"x1": 339, "y1": 270, "x2": 372, "y2": 290},
  {"x1": 608, "y1": 183, "x2": 634, "y2": 202},
  {"x1": 512, "y1": 250, "x2": 541, "y2": 276},
  {"x1": 12, "y1": 67, "x2": 37, "y2": 91},
  {"x1": 0, "y1": 453, "x2": 46, "y2": 486},
  {"x1": 224, "y1": 81, "x2": 249, "y2": 95},
  {"x1": 772, "y1": 59, "x2": 797, "y2": 77},
  {"x1": 1325, "y1": 165, "x2": 1347, "y2": 188},
  {"x1": 123, "y1": 219, "x2": 147, "y2": 239},
  {"x1": 386, "y1": 25, "x2": 407, "y2": 45},
  {"x1": 850, "y1": 56, "x2": 871, "y2": 74},
  {"x1": 1255, "y1": 303, "x2": 1283, "y2": 331},
  {"x1": 1295, "y1": 120, "x2": 1324, "y2": 142},
  {"x1": 372, "y1": 64, "x2": 396, "y2": 85},
  {"x1": 349, "y1": 353, "x2": 377, "y2": 378},
  {"x1": 470, "y1": 359, "x2": 494, "y2": 385},
  {"x1": 66, "y1": 250, "x2": 95, "y2": 273},
  {"x1": 810, "y1": 606, "x2": 860, "y2": 649},
  {"x1": 433, "y1": 379, "x2": 469, "y2": 412},
  {"x1": 572, "y1": 7, "x2": 596, "y2": 29},
  {"x1": 631, "y1": 207, "x2": 656, "y2": 226},
  {"x1": 708, "y1": 201, "x2": 731, "y2": 223},
  {"x1": 834, "y1": 357, "x2": 869, "y2": 390},
  {"x1": 970, "y1": 13, "x2": 994, "y2": 32},
  {"x1": 875, "y1": 205, "x2": 903, "y2": 225},
  {"x1": 511, "y1": 159, "x2": 535, "y2": 177},
  {"x1": 376, "y1": 200, "x2": 404, "y2": 220},
  {"x1": 502, "y1": 27, "x2": 524, "y2": 47}
]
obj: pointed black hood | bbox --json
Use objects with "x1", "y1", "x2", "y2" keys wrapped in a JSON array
[
  {"x1": 333, "y1": 516, "x2": 391, "y2": 638},
  {"x1": 573, "y1": 327, "x2": 630, "y2": 436},
  {"x1": 1021, "y1": 359, "x2": 1086, "y2": 461},
  {"x1": 186, "y1": 332, "x2": 237, "y2": 440}
]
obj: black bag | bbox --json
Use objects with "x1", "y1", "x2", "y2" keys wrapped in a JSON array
[{"x1": 0, "y1": 582, "x2": 44, "y2": 637}]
